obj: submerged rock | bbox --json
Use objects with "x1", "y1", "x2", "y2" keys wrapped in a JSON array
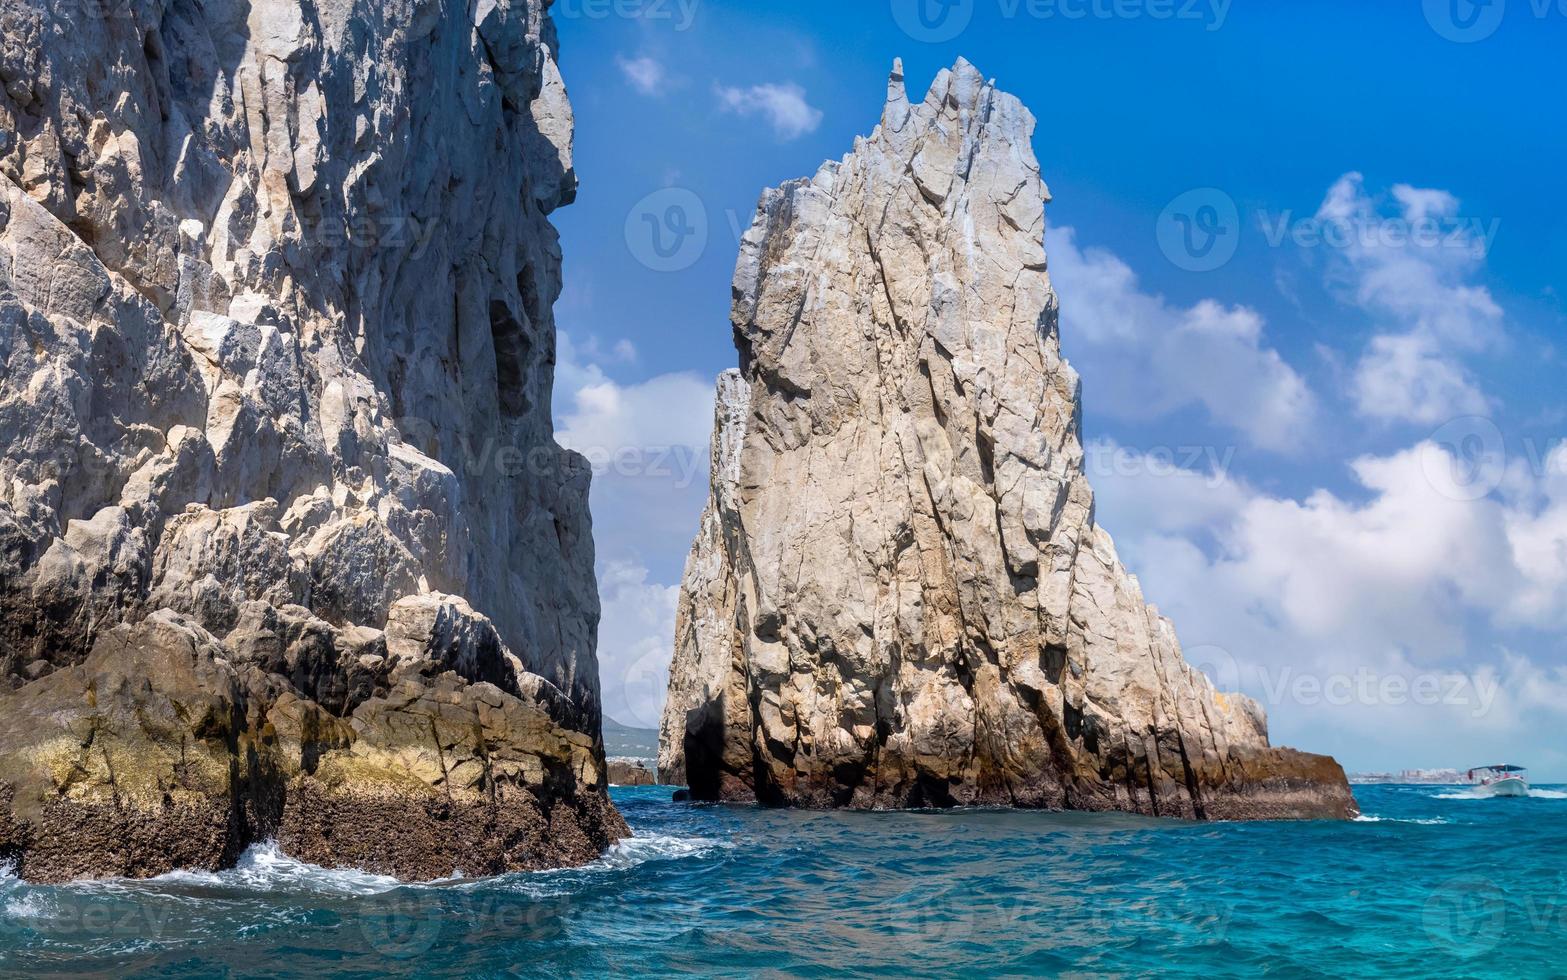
[
  {"x1": 0, "y1": 0, "x2": 625, "y2": 881},
  {"x1": 659, "y1": 59, "x2": 1355, "y2": 820}
]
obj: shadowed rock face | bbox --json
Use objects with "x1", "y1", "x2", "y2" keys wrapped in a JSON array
[
  {"x1": 0, "y1": 0, "x2": 626, "y2": 881},
  {"x1": 659, "y1": 60, "x2": 1355, "y2": 821}
]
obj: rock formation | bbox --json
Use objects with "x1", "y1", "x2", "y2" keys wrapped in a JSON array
[
  {"x1": 0, "y1": 0, "x2": 625, "y2": 881},
  {"x1": 659, "y1": 60, "x2": 1355, "y2": 820}
]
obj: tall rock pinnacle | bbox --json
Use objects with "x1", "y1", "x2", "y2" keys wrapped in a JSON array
[
  {"x1": 0, "y1": 0, "x2": 624, "y2": 881},
  {"x1": 659, "y1": 60, "x2": 1355, "y2": 819}
]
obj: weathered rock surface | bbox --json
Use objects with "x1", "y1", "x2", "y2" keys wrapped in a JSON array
[
  {"x1": 606, "y1": 758, "x2": 658, "y2": 787},
  {"x1": 659, "y1": 60, "x2": 1355, "y2": 821},
  {"x1": 0, "y1": 0, "x2": 625, "y2": 880}
]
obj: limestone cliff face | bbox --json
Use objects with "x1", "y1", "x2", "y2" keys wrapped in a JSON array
[
  {"x1": 0, "y1": 0, "x2": 625, "y2": 881},
  {"x1": 659, "y1": 60, "x2": 1355, "y2": 820}
]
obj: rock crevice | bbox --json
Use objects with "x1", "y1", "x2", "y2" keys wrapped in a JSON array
[{"x1": 660, "y1": 59, "x2": 1355, "y2": 820}]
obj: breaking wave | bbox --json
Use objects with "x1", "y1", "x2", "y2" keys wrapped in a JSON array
[{"x1": 1433, "y1": 788, "x2": 1567, "y2": 800}]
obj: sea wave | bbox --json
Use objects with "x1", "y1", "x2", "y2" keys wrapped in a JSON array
[
  {"x1": 1353, "y1": 815, "x2": 1449, "y2": 825},
  {"x1": 8, "y1": 833, "x2": 734, "y2": 904},
  {"x1": 1, "y1": 859, "x2": 55, "y2": 921},
  {"x1": 1433, "y1": 788, "x2": 1567, "y2": 800},
  {"x1": 2, "y1": 890, "x2": 55, "y2": 921},
  {"x1": 142, "y1": 843, "x2": 411, "y2": 896},
  {"x1": 585, "y1": 833, "x2": 734, "y2": 872}
]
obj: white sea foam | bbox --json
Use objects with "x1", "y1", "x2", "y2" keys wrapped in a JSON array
[
  {"x1": 0, "y1": 859, "x2": 55, "y2": 921},
  {"x1": 1433, "y1": 788, "x2": 1567, "y2": 800},
  {"x1": 65, "y1": 843, "x2": 411, "y2": 898},
  {"x1": 3, "y1": 831, "x2": 730, "y2": 904},
  {"x1": 1354, "y1": 815, "x2": 1450, "y2": 825},
  {"x1": 2, "y1": 890, "x2": 55, "y2": 920},
  {"x1": 583, "y1": 833, "x2": 733, "y2": 872}
]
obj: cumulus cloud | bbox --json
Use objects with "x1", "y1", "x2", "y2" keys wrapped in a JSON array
[
  {"x1": 553, "y1": 333, "x2": 720, "y2": 732},
  {"x1": 1352, "y1": 333, "x2": 1489, "y2": 424},
  {"x1": 1311, "y1": 173, "x2": 1505, "y2": 425},
  {"x1": 555, "y1": 332, "x2": 715, "y2": 461},
  {"x1": 596, "y1": 560, "x2": 681, "y2": 730},
  {"x1": 617, "y1": 55, "x2": 666, "y2": 97},
  {"x1": 715, "y1": 82, "x2": 823, "y2": 140},
  {"x1": 1047, "y1": 227, "x2": 1315, "y2": 452},
  {"x1": 1088, "y1": 438, "x2": 1567, "y2": 775}
]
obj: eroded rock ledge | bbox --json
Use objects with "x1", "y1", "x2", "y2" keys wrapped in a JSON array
[
  {"x1": 0, "y1": 0, "x2": 625, "y2": 880},
  {"x1": 658, "y1": 60, "x2": 1355, "y2": 821}
]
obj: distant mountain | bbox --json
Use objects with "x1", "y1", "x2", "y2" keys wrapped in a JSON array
[{"x1": 604, "y1": 717, "x2": 660, "y2": 760}]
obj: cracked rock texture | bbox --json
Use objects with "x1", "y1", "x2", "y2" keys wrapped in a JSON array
[
  {"x1": 0, "y1": 0, "x2": 625, "y2": 881},
  {"x1": 659, "y1": 60, "x2": 1355, "y2": 820}
]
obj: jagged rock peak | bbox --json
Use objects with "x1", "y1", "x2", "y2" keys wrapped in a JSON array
[
  {"x1": 660, "y1": 59, "x2": 1355, "y2": 820},
  {"x1": 0, "y1": 0, "x2": 625, "y2": 881}
]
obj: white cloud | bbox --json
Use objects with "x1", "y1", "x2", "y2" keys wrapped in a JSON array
[
  {"x1": 1312, "y1": 173, "x2": 1505, "y2": 425},
  {"x1": 553, "y1": 333, "x2": 720, "y2": 734},
  {"x1": 1089, "y1": 439, "x2": 1567, "y2": 775},
  {"x1": 617, "y1": 55, "x2": 666, "y2": 97},
  {"x1": 715, "y1": 82, "x2": 823, "y2": 140},
  {"x1": 1047, "y1": 226, "x2": 1315, "y2": 452},
  {"x1": 596, "y1": 560, "x2": 681, "y2": 730},
  {"x1": 1353, "y1": 333, "x2": 1488, "y2": 425},
  {"x1": 555, "y1": 332, "x2": 714, "y2": 459}
]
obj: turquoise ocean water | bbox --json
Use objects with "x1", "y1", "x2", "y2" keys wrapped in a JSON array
[{"x1": 3, "y1": 784, "x2": 1564, "y2": 977}]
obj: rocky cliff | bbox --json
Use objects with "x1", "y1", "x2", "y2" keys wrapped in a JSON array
[
  {"x1": 659, "y1": 60, "x2": 1355, "y2": 820},
  {"x1": 0, "y1": 0, "x2": 625, "y2": 881}
]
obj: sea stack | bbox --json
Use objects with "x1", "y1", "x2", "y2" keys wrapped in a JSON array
[
  {"x1": 659, "y1": 59, "x2": 1355, "y2": 819},
  {"x1": 0, "y1": 0, "x2": 625, "y2": 882}
]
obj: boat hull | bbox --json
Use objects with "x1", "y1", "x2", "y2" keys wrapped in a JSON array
[{"x1": 1477, "y1": 778, "x2": 1531, "y2": 798}]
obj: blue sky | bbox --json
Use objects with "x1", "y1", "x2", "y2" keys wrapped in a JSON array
[{"x1": 549, "y1": 0, "x2": 1567, "y2": 778}]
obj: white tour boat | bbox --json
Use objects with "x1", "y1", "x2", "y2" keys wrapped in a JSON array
[{"x1": 1467, "y1": 765, "x2": 1530, "y2": 798}]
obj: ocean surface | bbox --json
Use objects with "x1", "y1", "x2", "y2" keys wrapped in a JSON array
[{"x1": 3, "y1": 784, "x2": 1564, "y2": 978}]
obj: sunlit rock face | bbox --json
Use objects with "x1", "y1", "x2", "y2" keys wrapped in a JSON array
[
  {"x1": 0, "y1": 0, "x2": 625, "y2": 882},
  {"x1": 660, "y1": 59, "x2": 1355, "y2": 820}
]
